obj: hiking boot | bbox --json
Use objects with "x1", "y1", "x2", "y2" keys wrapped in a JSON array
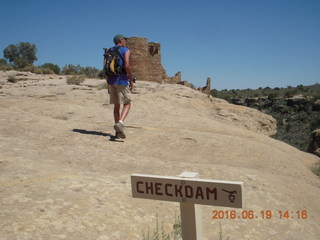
[
  {"x1": 114, "y1": 122, "x2": 126, "y2": 139},
  {"x1": 115, "y1": 131, "x2": 120, "y2": 139}
]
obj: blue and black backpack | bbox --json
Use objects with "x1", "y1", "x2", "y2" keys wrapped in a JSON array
[{"x1": 103, "y1": 46, "x2": 126, "y2": 77}]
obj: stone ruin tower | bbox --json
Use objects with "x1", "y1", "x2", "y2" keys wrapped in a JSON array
[
  {"x1": 198, "y1": 77, "x2": 211, "y2": 96},
  {"x1": 126, "y1": 37, "x2": 181, "y2": 83}
]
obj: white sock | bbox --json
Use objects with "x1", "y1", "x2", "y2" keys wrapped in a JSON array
[{"x1": 119, "y1": 120, "x2": 123, "y2": 124}]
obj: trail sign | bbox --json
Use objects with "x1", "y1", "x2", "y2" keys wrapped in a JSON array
[
  {"x1": 131, "y1": 173, "x2": 243, "y2": 208},
  {"x1": 131, "y1": 172, "x2": 243, "y2": 240}
]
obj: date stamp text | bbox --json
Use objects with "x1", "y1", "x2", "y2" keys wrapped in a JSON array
[{"x1": 212, "y1": 210, "x2": 308, "y2": 220}]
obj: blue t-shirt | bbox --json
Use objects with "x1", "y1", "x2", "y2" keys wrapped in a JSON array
[{"x1": 107, "y1": 46, "x2": 129, "y2": 86}]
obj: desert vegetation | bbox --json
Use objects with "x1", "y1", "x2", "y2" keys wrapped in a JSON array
[
  {"x1": 0, "y1": 42, "x2": 101, "y2": 78},
  {"x1": 211, "y1": 85, "x2": 320, "y2": 152},
  {"x1": 66, "y1": 74, "x2": 86, "y2": 85},
  {"x1": 141, "y1": 214, "x2": 230, "y2": 240},
  {"x1": 142, "y1": 214, "x2": 182, "y2": 240}
]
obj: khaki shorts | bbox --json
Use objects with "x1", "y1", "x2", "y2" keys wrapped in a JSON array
[{"x1": 108, "y1": 84, "x2": 132, "y2": 105}]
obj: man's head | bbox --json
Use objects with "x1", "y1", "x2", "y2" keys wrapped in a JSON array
[{"x1": 113, "y1": 34, "x2": 128, "y2": 46}]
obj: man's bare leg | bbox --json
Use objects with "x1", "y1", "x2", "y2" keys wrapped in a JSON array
[
  {"x1": 114, "y1": 103, "x2": 131, "y2": 139},
  {"x1": 120, "y1": 103, "x2": 131, "y2": 122},
  {"x1": 113, "y1": 103, "x2": 120, "y2": 123}
]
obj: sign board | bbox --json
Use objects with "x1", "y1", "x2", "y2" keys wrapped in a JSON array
[{"x1": 131, "y1": 174, "x2": 243, "y2": 208}]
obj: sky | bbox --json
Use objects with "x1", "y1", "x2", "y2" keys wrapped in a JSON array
[{"x1": 1, "y1": 0, "x2": 319, "y2": 90}]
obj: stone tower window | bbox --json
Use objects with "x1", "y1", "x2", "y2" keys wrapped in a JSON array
[{"x1": 149, "y1": 45, "x2": 159, "y2": 56}]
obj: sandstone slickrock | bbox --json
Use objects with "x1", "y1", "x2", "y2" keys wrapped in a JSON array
[{"x1": 0, "y1": 71, "x2": 319, "y2": 240}]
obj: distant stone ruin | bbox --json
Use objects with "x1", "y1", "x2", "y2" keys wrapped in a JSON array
[
  {"x1": 198, "y1": 77, "x2": 211, "y2": 96},
  {"x1": 126, "y1": 37, "x2": 211, "y2": 96}
]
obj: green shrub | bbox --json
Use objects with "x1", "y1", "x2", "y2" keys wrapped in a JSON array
[
  {"x1": 284, "y1": 90, "x2": 297, "y2": 98},
  {"x1": 17, "y1": 65, "x2": 55, "y2": 75},
  {"x1": 62, "y1": 64, "x2": 81, "y2": 75},
  {"x1": 7, "y1": 75, "x2": 17, "y2": 83},
  {"x1": 20, "y1": 65, "x2": 35, "y2": 73},
  {"x1": 41, "y1": 63, "x2": 60, "y2": 74},
  {"x1": 62, "y1": 64, "x2": 99, "y2": 78},
  {"x1": 41, "y1": 68, "x2": 54, "y2": 74},
  {"x1": 66, "y1": 75, "x2": 85, "y2": 85},
  {"x1": 80, "y1": 66, "x2": 100, "y2": 78},
  {"x1": 0, "y1": 65, "x2": 14, "y2": 71},
  {"x1": 268, "y1": 92, "x2": 279, "y2": 100},
  {"x1": 33, "y1": 67, "x2": 43, "y2": 74}
]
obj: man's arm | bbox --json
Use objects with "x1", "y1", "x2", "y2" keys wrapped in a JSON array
[{"x1": 124, "y1": 50, "x2": 134, "y2": 90}]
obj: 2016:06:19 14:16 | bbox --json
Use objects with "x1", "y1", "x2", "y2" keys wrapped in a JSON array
[{"x1": 212, "y1": 210, "x2": 308, "y2": 219}]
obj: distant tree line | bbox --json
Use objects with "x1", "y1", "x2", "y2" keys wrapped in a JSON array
[
  {"x1": 0, "y1": 42, "x2": 101, "y2": 78},
  {"x1": 211, "y1": 85, "x2": 320, "y2": 102}
]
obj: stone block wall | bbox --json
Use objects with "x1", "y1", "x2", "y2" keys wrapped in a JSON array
[
  {"x1": 199, "y1": 77, "x2": 211, "y2": 96},
  {"x1": 126, "y1": 37, "x2": 149, "y2": 81},
  {"x1": 126, "y1": 37, "x2": 180, "y2": 83}
]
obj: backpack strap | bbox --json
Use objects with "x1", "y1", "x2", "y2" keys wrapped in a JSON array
[
  {"x1": 113, "y1": 46, "x2": 126, "y2": 73},
  {"x1": 113, "y1": 46, "x2": 123, "y2": 60}
]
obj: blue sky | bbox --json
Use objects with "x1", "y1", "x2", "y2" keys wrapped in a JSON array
[{"x1": 1, "y1": 0, "x2": 319, "y2": 90}]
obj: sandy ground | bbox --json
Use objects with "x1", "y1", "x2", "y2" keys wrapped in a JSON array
[{"x1": 0, "y1": 71, "x2": 319, "y2": 240}]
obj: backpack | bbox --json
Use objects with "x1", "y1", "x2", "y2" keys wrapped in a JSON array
[{"x1": 103, "y1": 46, "x2": 126, "y2": 77}]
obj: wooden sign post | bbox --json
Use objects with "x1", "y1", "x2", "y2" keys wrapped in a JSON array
[
  {"x1": 179, "y1": 172, "x2": 202, "y2": 240},
  {"x1": 131, "y1": 172, "x2": 243, "y2": 240}
]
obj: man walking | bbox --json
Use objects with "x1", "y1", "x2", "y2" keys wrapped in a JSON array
[{"x1": 106, "y1": 34, "x2": 134, "y2": 139}]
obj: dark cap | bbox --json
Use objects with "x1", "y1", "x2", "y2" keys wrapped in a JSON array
[{"x1": 113, "y1": 34, "x2": 128, "y2": 43}]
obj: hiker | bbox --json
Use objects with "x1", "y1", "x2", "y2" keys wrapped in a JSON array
[{"x1": 106, "y1": 34, "x2": 134, "y2": 139}]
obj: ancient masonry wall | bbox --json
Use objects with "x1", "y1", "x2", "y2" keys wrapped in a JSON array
[
  {"x1": 198, "y1": 77, "x2": 211, "y2": 96},
  {"x1": 126, "y1": 37, "x2": 180, "y2": 84},
  {"x1": 126, "y1": 36, "x2": 211, "y2": 95}
]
